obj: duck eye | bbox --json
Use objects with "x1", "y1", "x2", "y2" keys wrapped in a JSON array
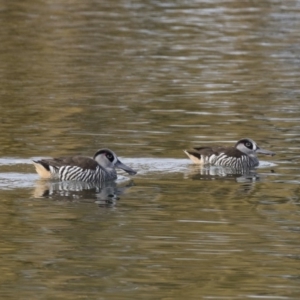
[
  {"x1": 245, "y1": 142, "x2": 252, "y2": 148},
  {"x1": 106, "y1": 153, "x2": 113, "y2": 159}
]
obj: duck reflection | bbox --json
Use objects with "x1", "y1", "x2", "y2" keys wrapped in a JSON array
[
  {"x1": 33, "y1": 179, "x2": 134, "y2": 206},
  {"x1": 184, "y1": 165, "x2": 262, "y2": 195},
  {"x1": 185, "y1": 164, "x2": 260, "y2": 182}
]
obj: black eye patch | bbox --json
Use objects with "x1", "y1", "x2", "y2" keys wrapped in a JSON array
[
  {"x1": 245, "y1": 142, "x2": 253, "y2": 149},
  {"x1": 105, "y1": 153, "x2": 114, "y2": 162}
]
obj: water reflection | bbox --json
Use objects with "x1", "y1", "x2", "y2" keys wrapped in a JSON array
[
  {"x1": 33, "y1": 178, "x2": 134, "y2": 206},
  {"x1": 184, "y1": 163, "x2": 279, "y2": 196},
  {"x1": 1, "y1": 0, "x2": 300, "y2": 299},
  {"x1": 185, "y1": 163, "x2": 259, "y2": 180}
]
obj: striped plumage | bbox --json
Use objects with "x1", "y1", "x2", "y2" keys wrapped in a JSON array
[
  {"x1": 184, "y1": 138, "x2": 275, "y2": 169},
  {"x1": 33, "y1": 148, "x2": 137, "y2": 183}
]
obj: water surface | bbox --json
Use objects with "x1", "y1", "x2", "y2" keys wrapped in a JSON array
[{"x1": 0, "y1": 0, "x2": 300, "y2": 299}]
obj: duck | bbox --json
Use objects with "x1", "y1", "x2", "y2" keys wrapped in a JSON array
[
  {"x1": 33, "y1": 148, "x2": 137, "y2": 182},
  {"x1": 184, "y1": 138, "x2": 275, "y2": 168}
]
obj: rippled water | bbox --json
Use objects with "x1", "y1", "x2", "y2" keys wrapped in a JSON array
[{"x1": 1, "y1": 0, "x2": 300, "y2": 299}]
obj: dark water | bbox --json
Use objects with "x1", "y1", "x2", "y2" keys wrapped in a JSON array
[{"x1": 1, "y1": 0, "x2": 300, "y2": 299}]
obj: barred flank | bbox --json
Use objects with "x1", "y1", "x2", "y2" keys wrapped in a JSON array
[
  {"x1": 49, "y1": 165, "x2": 118, "y2": 182},
  {"x1": 208, "y1": 153, "x2": 258, "y2": 169}
]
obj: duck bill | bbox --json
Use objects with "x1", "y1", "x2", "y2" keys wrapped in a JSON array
[
  {"x1": 256, "y1": 147, "x2": 276, "y2": 156},
  {"x1": 115, "y1": 160, "x2": 137, "y2": 175}
]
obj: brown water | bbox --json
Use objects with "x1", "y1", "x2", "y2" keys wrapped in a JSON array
[{"x1": 1, "y1": 0, "x2": 300, "y2": 299}]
